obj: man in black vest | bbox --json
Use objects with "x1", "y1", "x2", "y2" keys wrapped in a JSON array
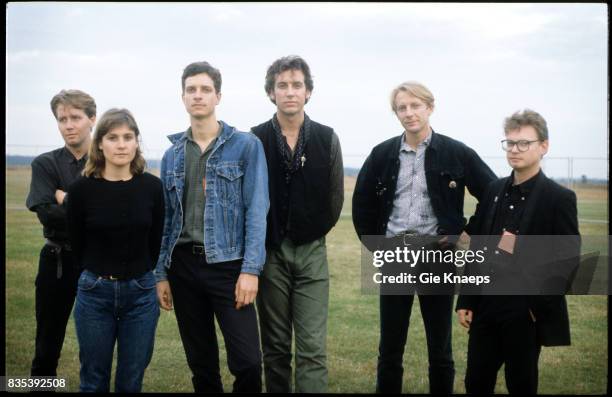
[
  {"x1": 352, "y1": 81, "x2": 496, "y2": 393},
  {"x1": 456, "y1": 109, "x2": 580, "y2": 394},
  {"x1": 251, "y1": 55, "x2": 344, "y2": 393},
  {"x1": 26, "y1": 89, "x2": 97, "y2": 378}
]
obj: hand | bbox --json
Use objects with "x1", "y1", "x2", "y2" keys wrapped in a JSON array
[
  {"x1": 457, "y1": 309, "x2": 473, "y2": 329},
  {"x1": 156, "y1": 280, "x2": 173, "y2": 311},
  {"x1": 55, "y1": 189, "x2": 66, "y2": 205},
  {"x1": 456, "y1": 231, "x2": 471, "y2": 251},
  {"x1": 235, "y1": 273, "x2": 258, "y2": 310}
]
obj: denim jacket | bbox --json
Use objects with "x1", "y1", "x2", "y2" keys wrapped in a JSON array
[{"x1": 154, "y1": 121, "x2": 269, "y2": 282}]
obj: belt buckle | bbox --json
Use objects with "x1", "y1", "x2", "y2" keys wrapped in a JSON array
[
  {"x1": 402, "y1": 231, "x2": 417, "y2": 246},
  {"x1": 100, "y1": 275, "x2": 120, "y2": 281},
  {"x1": 192, "y1": 245, "x2": 205, "y2": 255}
]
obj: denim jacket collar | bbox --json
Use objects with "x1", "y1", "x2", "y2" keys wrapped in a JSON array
[{"x1": 167, "y1": 120, "x2": 235, "y2": 147}]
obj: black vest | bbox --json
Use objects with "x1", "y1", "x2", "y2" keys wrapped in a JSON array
[{"x1": 252, "y1": 118, "x2": 335, "y2": 249}]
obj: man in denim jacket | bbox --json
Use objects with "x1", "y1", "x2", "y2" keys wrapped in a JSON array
[
  {"x1": 154, "y1": 61, "x2": 269, "y2": 393},
  {"x1": 352, "y1": 81, "x2": 496, "y2": 394}
]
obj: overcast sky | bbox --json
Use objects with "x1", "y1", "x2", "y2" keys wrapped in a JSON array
[{"x1": 6, "y1": 2, "x2": 608, "y2": 178}]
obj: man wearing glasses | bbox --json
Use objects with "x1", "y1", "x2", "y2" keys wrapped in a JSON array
[
  {"x1": 456, "y1": 109, "x2": 579, "y2": 393},
  {"x1": 352, "y1": 81, "x2": 496, "y2": 393}
]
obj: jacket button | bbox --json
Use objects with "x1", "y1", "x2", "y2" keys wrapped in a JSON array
[{"x1": 494, "y1": 250, "x2": 499, "y2": 255}]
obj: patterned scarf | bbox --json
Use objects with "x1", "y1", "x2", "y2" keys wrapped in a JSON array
[{"x1": 272, "y1": 113, "x2": 311, "y2": 184}]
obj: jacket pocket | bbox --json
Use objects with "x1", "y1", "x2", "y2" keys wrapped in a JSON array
[
  {"x1": 439, "y1": 168, "x2": 465, "y2": 193},
  {"x1": 215, "y1": 162, "x2": 244, "y2": 207},
  {"x1": 164, "y1": 173, "x2": 182, "y2": 206}
]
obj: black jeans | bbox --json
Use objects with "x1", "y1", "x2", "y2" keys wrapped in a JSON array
[
  {"x1": 465, "y1": 304, "x2": 541, "y2": 394},
  {"x1": 168, "y1": 245, "x2": 262, "y2": 393},
  {"x1": 31, "y1": 244, "x2": 80, "y2": 376},
  {"x1": 377, "y1": 294, "x2": 455, "y2": 394}
]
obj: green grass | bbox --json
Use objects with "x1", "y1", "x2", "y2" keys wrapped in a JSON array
[{"x1": 5, "y1": 168, "x2": 608, "y2": 393}]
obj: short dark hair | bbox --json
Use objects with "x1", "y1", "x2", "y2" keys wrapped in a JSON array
[
  {"x1": 264, "y1": 55, "x2": 314, "y2": 104},
  {"x1": 181, "y1": 61, "x2": 222, "y2": 93},
  {"x1": 50, "y1": 89, "x2": 96, "y2": 119},
  {"x1": 504, "y1": 109, "x2": 549, "y2": 141}
]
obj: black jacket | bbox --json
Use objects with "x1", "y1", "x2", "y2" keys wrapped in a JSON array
[
  {"x1": 352, "y1": 130, "x2": 496, "y2": 242},
  {"x1": 456, "y1": 171, "x2": 580, "y2": 346}
]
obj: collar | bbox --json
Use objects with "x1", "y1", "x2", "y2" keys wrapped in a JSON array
[
  {"x1": 508, "y1": 169, "x2": 542, "y2": 195},
  {"x1": 427, "y1": 129, "x2": 441, "y2": 151},
  {"x1": 400, "y1": 130, "x2": 432, "y2": 153},
  {"x1": 184, "y1": 123, "x2": 221, "y2": 143},
  {"x1": 61, "y1": 146, "x2": 87, "y2": 164},
  {"x1": 397, "y1": 128, "x2": 438, "y2": 153},
  {"x1": 168, "y1": 120, "x2": 233, "y2": 145},
  {"x1": 271, "y1": 112, "x2": 311, "y2": 134}
]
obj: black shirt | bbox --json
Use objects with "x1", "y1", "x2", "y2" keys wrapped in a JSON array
[
  {"x1": 479, "y1": 170, "x2": 540, "y2": 317},
  {"x1": 66, "y1": 172, "x2": 165, "y2": 279},
  {"x1": 26, "y1": 147, "x2": 88, "y2": 244},
  {"x1": 491, "y1": 170, "x2": 539, "y2": 235}
]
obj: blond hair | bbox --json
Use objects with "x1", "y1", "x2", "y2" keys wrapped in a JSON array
[{"x1": 390, "y1": 81, "x2": 434, "y2": 112}]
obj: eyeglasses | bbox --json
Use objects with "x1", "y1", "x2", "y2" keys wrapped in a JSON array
[{"x1": 501, "y1": 139, "x2": 540, "y2": 152}]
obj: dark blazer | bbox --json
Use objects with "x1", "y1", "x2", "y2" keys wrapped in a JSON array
[
  {"x1": 352, "y1": 130, "x2": 497, "y2": 244},
  {"x1": 456, "y1": 170, "x2": 580, "y2": 346}
]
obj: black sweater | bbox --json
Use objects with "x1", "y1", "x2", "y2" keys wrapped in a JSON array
[{"x1": 67, "y1": 172, "x2": 164, "y2": 279}]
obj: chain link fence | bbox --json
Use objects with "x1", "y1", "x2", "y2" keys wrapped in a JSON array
[{"x1": 6, "y1": 144, "x2": 608, "y2": 189}]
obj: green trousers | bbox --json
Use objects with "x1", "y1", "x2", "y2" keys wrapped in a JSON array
[{"x1": 257, "y1": 237, "x2": 329, "y2": 393}]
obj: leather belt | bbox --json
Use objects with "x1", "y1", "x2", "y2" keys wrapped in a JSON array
[
  {"x1": 98, "y1": 275, "x2": 126, "y2": 281},
  {"x1": 177, "y1": 243, "x2": 206, "y2": 255},
  {"x1": 192, "y1": 245, "x2": 205, "y2": 255},
  {"x1": 178, "y1": 244, "x2": 206, "y2": 255},
  {"x1": 45, "y1": 239, "x2": 71, "y2": 279},
  {"x1": 46, "y1": 239, "x2": 72, "y2": 251}
]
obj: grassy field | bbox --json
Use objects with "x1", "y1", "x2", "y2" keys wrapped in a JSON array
[{"x1": 5, "y1": 166, "x2": 609, "y2": 393}]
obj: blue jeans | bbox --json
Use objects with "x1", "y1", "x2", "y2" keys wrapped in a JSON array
[{"x1": 74, "y1": 270, "x2": 159, "y2": 392}]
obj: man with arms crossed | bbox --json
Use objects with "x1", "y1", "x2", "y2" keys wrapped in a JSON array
[
  {"x1": 352, "y1": 81, "x2": 496, "y2": 393},
  {"x1": 251, "y1": 55, "x2": 344, "y2": 393},
  {"x1": 155, "y1": 61, "x2": 269, "y2": 393},
  {"x1": 26, "y1": 89, "x2": 97, "y2": 377},
  {"x1": 456, "y1": 109, "x2": 579, "y2": 394}
]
